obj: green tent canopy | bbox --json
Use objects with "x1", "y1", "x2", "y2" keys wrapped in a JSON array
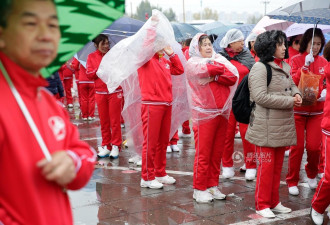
[{"x1": 42, "y1": 0, "x2": 125, "y2": 77}]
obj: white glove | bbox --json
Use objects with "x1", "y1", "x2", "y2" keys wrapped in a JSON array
[
  {"x1": 318, "y1": 89, "x2": 327, "y2": 102},
  {"x1": 305, "y1": 53, "x2": 314, "y2": 66}
]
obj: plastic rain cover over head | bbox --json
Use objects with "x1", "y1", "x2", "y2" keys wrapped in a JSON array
[
  {"x1": 219, "y1": 28, "x2": 245, "y2": 48},
  {"x1": 186, "y1": 33, "x2": 238, "y2": 124},
  {"x1": 97, "y1": 10, "x2": 190, "y2": 156}
]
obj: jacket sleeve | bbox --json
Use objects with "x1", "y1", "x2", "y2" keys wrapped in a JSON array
[
  {"x1": 61, "y1": 110, "x2": 96, "y2": 190},
  {"x1": 290, "y1": 57, "x2": 305, "y2": 85},
  {"x1": 249, "y1": 63, "x2": 294, "y2": 109},
  {"x1": 168, "y1": 54, "x2": 184, "y2": 75},
  {"x1": 86, "y1": 54, "x2": 98, "y2": 80},
  {"x1": 56, "y1": 73, "x2": 65, "y2": 97},
  {"x1": 214, "y1": 66, "x2": 238, "y2": 86},
  {"x1": 289, "y1": 75, "x2": 301, "y2": 97}
]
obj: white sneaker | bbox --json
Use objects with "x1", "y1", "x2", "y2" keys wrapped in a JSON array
[
  {"x1": 155, "y1": 175, "x2": 176, "y2": 184},
  {"x1": 222, "y1": 167, "x2": 235, "y2": 179},
  {"x1": 82, "y1": 117, "x2": 88, "y2": 121},
  {"x1": 307, "y1": 177, "x2": 318, "y2": 189},
  {"x1": 121, "y1": 123, "x2": 125, "y2": 128},
  {"x1": 179, "y1": 133, "x2": 191, "y2": 138},
  {"x1": 310, "y1": 207, "x2": 324, "y2": 225},
  {"x1": 97, "y1": 146, "x2": 110, "y2": 158},
  {"x1": 110, "y1": 145, "x2": 119, "y2": 159},
  {"x1": 171, "y1": 145, "x2": 180, "y2": 152},
  {"x1": 140, "y1": 179, "x2": 163, "y2": 189},
  {"x1": 207, "y1": 186, "x2": 226, "y2": 200},
  {"x1": 88, "y1": 116, "x2": 95, "y2": 121},
  {"x1": 128, "y1": 155, "x2": 141, "y2": 163},
  {"x1": 235, "y1": 131, "x2": 241, "y2": 138},
  {"x1": 288, "y1": 186, "x2": 299, "y2": 196},
  {"x1": 271, "y1": 202, "x2": 292, "y2": 213},
  {"x1": 256, "y1": 208, "x2": 275, "y2": 218},
  {"x1": 136, "y1": 160, "x2": 142, "y2": 166},
  {"x1": 193, "y1": 189, "x2": 213, "y2": 203},
  {"x1": 245, "y1": 169, "x2": 256, "y2": 181},
  {"x1": 240, "y1": 163, "x2": 246, "y2": 172},
  {"x1": 166, "y1": 146, "x2": 172, "y2": 153},
  {"x1": 68, "y1": 104, "x2": 73, "y2": 108},
  {"x1": 318, "y1": 173, "x2": 324, "y2": 179},
  {"x1": 285, "y1": 150, "x2": 290, "y2": 157}
]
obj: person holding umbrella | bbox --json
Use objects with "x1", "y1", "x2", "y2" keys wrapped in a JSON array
[
  {"x1": 286, "y1": 28, "x2": 328, "y2": 196},
  {"x1": 0, "y1": 0, "x2": 96, "y2": 224}
]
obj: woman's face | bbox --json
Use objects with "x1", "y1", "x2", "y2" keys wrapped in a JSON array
[
  {"x1": 229, "y1": 40, "x2": 244, "y2": 53},
  {"x1": 199, "y1": 38, "x2": 213, "y2": 58},
  {"x1": 97, "y1": 39, "x2": 110, "y2": 54},
  {"x1": 306, "y1": 36, "x2": 322, "y2": 56},
  {"x1": 274, "y1": 42, "x2": 286, "y2": 59}
]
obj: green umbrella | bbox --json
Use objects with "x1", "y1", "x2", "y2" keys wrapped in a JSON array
[{"x1": 41, "y1": 0, "x2": 125, "y2": 77}]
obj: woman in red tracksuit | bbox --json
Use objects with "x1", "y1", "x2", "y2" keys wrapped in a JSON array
[
  {"x1": 186, "y1": 34, "x2": 238, "y2": 203},
  {"x1": 138, "y1": 45, "x2": 184, "y2": 189},
  {"x1": 310, "y1": 48, "x2": 330, "y2": 225},
  {"x1": 59, "y1": 62, "x2": 74, "y2": 108},
  {"x1": 286, "y1": 28, "x2": 328, "y2": 196},
  {"x1": 71, "y1": 58, "x2": 95, "y2": 121},
  {"x1": 218, "y1": 29, "x2": 257, "y2": 181},
  {"x1": 86, "y1": 34, "x2": 123, "y2": 159}
]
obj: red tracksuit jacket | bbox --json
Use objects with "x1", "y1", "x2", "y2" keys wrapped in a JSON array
[
  {"x1": 71, "y1": 58, "x2": 92, "y2": 84},
  {"x1": 59, "y1": 64, "x2": 74, "y2": 79},
  {"x1": 290, "y1": 52, "x2": 328, "y2": 114},
  {"x1": 321, "y1": 62, "x2": 330, "y2": 133},
  {"x1": 86, "y1": 49, "x2": 122, "y2": 94},
  {"x1": 137, "y1": 53, "x2": 184, "y2": 104},
  {"x1": 0, "y1": 52, "x2": 96, "y2": 225}
]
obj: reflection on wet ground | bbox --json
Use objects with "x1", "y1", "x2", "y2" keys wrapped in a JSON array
[{"x1": 67, "y1": 105, "x2": 330, "y2": 225}]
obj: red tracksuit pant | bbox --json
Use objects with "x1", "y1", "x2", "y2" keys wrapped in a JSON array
[
  {"x1": 286, "y1": 114, "x2": 322, "y2": 187},
  {"x1": 169, "y1": 131, "x2": 179, "y2": 145},
  {"x1": 182, "y1": 120, "x2": 191, "y2": 134},
  {"x1": 76, "y1": 81, "x2": 81, "y2": 106},
  {"x1": 193, "y1": 115, "x2": 228, "y2": 190},
  {"x1": 63, "y1": 78, "x2": 73, "y2": 105},
  {"x1": 79, "y1": 83, "x2": 95, "y2": 118},
  {"x1": 95, "y1": 92, "x2": 123, "y2": 150},
  {"x1": 312, "y1": 132, "x2": 330, "y2": 214},
  {"x1": 222, "y1": 111, "x2": 256, "y2": 169},
  {"x1": 255, "y1": 146, "x2": 286, "y2": 210},
  {"x1": 141, "y1": 104, "x2": 171, "y2": 181}
]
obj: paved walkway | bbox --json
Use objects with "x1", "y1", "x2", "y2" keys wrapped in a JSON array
[{"x1": 67, "y1": 106, "x2": 329, "y2": 225}]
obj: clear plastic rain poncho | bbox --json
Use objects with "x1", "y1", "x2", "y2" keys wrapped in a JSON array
[
  {"x1": 186, "y1": 33, "x2": 239, "y2": 124},
  {"x1": 219, "y1": 29, "x2": 244, "y2": 48},
  {"x1": 97, "y1": 10, "x2": 190, "y2": 155}
]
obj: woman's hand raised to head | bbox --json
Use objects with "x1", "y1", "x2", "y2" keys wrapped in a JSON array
[{"x1": 164, "y1": 46, "x2": 174, "y2": 56}]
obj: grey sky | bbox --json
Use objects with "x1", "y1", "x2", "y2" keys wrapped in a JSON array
[{"x1": 125, "y1": 0, "x2": 288, "y2": 19}]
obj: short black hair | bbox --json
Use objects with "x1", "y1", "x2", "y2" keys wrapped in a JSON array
[
  {"x1": 299, "y1": 28, "x2": 325, "y2": 54},
  {"x1": 254, "y1": 30, "x2": 289, "y2": 63},
  {"x1": 288, "y1": 35, "x2": 300, "y2": 47},
  {"x1": 323, "y1": 41, "x2": 330, "y2": 62},
  {"x1": 208, "y1": 34, "x2": 218, "y2": 44},
  {"x1": 92, "y1": 34, "x2": 109, "y2": 47},
  {"x1": 184, "y1": 38, "x2": 192, "y2": 47},
  {"x1": 0, "y1": 0, "x2": 55, "y2": 28},
  {"x1": 0, "y1": 0, "x2": 13, "y2": 27}
]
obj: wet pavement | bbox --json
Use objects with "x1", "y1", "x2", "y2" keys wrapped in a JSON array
[{"x1": 66, "y1": 103, "x2": 330, "y2": 225}]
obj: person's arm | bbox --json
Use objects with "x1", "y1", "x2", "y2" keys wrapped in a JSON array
[
  {"x1": 56, "y1": 72, "x2": 65, "y2": 98},
  {"x1": 214, "y1": 65, "x2": 238, "y2": 86},
  {"x1": 249, "y1": 63, "x2": 295, "y2": 109},
  {"x1": 85, "y1": 54, "x2": 98, "y2": 80}
]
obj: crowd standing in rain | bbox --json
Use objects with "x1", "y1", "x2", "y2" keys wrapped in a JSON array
[{"x1": 1, "y1": 0, "x2": 330, "y2": 224}]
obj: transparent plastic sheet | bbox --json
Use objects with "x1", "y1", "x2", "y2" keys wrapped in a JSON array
[
  {"x1": 97, "y1": 10, "x2": 190, "y2": 155},
  {"x1": 186, "y1": 33, "x2": 239, "y2": 125},
  {"x1": 219, "y1": 29, "x2": 245, "y2": 48},
  {"x1": 298, "y1": 68, "x2": 322, "y2": 106}
]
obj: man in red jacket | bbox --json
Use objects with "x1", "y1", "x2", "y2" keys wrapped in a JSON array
[
  {"x1": 138, "y1": 46, "x2": 184, "y2": 189},
  {"x1": 0, "y1": 0, "x2": 96, "y2": 224}
]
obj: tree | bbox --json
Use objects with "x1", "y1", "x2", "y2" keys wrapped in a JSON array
[
  {"x1": 163, "y1": 8, "x2": 177, "y2": 22},
  {"x1": 193, "y1": 7, "x2": 218, "y2": 20},
  {"x1": 133, "y1": 0, "x2": 177, "y2": 22},
  {"x1": 247, "y1": 15, "x2": 263, "y2": 24}
]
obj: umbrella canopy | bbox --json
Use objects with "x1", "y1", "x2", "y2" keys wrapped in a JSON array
[
  {"x1": 267, "y1": 0, "x2": 330, "y2": 25},
  {"x1": 213, "y1": 24, "x2": 256, "y2": 52},
  {"x1": 171, "y1": 22, "x2": 202, "y2": 42},
  {"x1": 42, "y1": 0, "x2": 125, "y2": 77},
  {"x1": 253, "y1": 15, "x2": 294, "y2": 32},
  {"x1": 76, "y1": 17, "x2": 145, "y2": 67},
  {"x1": 200, "y1": 21, "x2": 236, "y2": 35},
  {"x1": 285, "y1": 23, "x2": 330, "y2": 37}
]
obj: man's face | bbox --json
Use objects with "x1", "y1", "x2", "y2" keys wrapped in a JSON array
[{"x1": 0, "y1": 0, "x2": 60, "y2": 76}]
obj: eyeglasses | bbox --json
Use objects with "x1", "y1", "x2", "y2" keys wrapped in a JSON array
[{"x1": 294, "y1": 40, "x2": 301, "y2": 45}]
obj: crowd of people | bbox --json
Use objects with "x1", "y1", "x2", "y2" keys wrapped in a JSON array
[{"x1": 1, "y1": 0, "x2": 330, "y2": 224}]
